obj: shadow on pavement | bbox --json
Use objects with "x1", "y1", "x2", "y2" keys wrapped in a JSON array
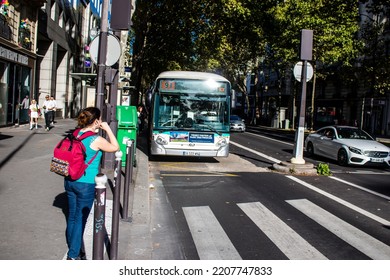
[
  {"x1": 0, "y1": 134, "x2": 13, "y2": 141},
  {"x1": 53, "y1": 192, "x2": 68, "y2": 219},
  {"x1": 0, "y1": 131, "x2": 36, "y2": 169}
]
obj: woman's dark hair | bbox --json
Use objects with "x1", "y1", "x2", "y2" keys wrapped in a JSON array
[{"x1": 77, "y1": 107, "x2": 101, "y2": 128}]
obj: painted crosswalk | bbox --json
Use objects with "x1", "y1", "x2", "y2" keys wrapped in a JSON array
[
  {"x1": 238, "y1": 202, "x2": 327, "y2": 260},
  {"x1": 287, "y1": 199, "x2": 390, "y2": 260},
  {"x1": 182, "y1": 200, "x2": 390, "y2": 260},
  {"x1": 182, "y1": 206, "x2": 242, "y2": 260}
]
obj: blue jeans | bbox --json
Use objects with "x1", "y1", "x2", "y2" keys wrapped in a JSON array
[{"x1": 64, "y1": 180, "x2": 95, "y2": 259}]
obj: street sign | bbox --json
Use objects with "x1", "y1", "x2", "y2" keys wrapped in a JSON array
[
  {"x1": 293, "y1": 61, "x2": 314, "y2": 82},
  {"x1": 89, "y1": 34, "x2": 121, "y2": 66}
]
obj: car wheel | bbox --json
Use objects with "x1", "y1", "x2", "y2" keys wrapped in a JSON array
[
  {"x1": 306, "y1": 142, "x2": 314, "y2": 157},
  {"x1": 337, "y1": 149, "x2": 348, "y2": 166}
]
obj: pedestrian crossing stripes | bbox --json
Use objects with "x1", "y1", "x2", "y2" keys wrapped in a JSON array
[
  {"x1": 237, "y1": 202, "x2": 327, "y2": 260},
  {"x1": 287, "y1": 199, "x2": 390, "y2": 260},
  {"x1": 182, "y1": 206, "x2": 242, "y2": 260},
  {"x1": 182, "y1": 200, "x2": 390, "y2": 260}
]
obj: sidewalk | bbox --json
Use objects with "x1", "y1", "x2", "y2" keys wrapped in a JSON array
[{"x1": 0, "y1": 119, "x2": 151, "y2": 260}]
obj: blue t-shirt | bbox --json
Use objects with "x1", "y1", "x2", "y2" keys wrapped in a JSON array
[{"x1": 76, "y1": 133, "x2": 102, "y2": 184}]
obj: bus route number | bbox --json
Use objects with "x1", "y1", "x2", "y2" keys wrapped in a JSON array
[{"x1": 161, "y1": 81, "x2": 176, "y2": 91}]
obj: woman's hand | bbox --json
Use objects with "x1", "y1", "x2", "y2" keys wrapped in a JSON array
[{"x1": 99, "y1": 121, "x2": 111, "y2": 132}]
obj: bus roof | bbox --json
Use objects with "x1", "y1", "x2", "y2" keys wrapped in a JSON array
[{"x1": 156, "y1": 71, "x2": 229, "y2": 82}]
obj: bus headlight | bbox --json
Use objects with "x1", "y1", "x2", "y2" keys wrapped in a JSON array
[
  {"x1": 217, "y1": 138, "x2": 227, "y2": 147},
  {"x1": 156, "y1": 136, "x2": 168, "y2": 145}
]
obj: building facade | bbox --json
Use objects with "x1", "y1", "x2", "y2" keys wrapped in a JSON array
[
  {"x1": 36, "y1": 0, "x2": 102, "y2": 119},
  {"x1": 0, "y1": 0, "x2": 45, "y2": 127}
]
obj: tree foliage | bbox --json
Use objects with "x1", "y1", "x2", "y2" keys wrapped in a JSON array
[
  {"x1": 131, "y1": 0, "x2": 269, "y2": 97},
  {"x1": 358, "y1": 0, "x2": 390, "y2": 95},
  {"x1": 267, "y1": 0, "x2": 361, "y2": 77},
  {"x1": 130, "y1": 0, "x2": 387, "y2": 104}
]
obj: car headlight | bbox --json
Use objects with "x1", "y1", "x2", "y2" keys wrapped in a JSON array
[{"x1": 348, "y1": 146, "x2": 363, "y2": 155}]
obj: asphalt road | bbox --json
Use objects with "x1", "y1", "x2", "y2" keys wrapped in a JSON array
[{"x1": 148, "y1": 130, "x2": 390, "y2": 260}]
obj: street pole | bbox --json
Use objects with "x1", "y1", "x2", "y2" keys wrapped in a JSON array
[
  {"x1": 291, "y1": 60, "x2": 308, "y2": 164},
  {"x1": 93, "y1": 173, "x2": 107, "y2": 260},
  {"x1": 95, "y1": 0, "x2": 109, "y2": 114},
  {"x1": 291, "y1": 29, "x2": 313, "y2": 164}
]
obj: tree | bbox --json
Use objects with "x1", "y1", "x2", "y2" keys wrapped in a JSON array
[
  {"x1": 358, "y1": 0, "x2": 390, "y2": 96},
  {"x1": 131, "y1": 0, "x2": 270, "y2": 103},
  {"x1": 265, "y1": 0, "x2": 361, "y2": 128}
]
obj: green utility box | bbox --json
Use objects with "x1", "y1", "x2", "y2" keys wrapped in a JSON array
[{"x1": 116, "y1": 105, "x2": 138, "y2": 167}]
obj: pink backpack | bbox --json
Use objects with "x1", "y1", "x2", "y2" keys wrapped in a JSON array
[{"x1": 50, "y1": 129, "x2": 98, "y2": 180}]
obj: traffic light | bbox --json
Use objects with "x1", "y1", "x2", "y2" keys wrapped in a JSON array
[{"x1": 84, "y1": 45, "x2": 91, "y2": 68}]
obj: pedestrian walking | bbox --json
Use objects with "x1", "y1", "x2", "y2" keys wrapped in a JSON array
[
  {"x1": 42, "y1": 95, "x2": 55, "y2": 131},
  {"x1": 28, "y1": 99, "x2": 40, "y2": 130},
  {"x1": 137, "y1": 105, "x2": 146, "y2": 132},
  {"x1": 64, "y1": 107, "x2": 119, "y2": 260},
  {"x1": 21, "y1": 95, "x2": 30, "y2": 109},
  {"x1": 20, "y1": 95, "x2": 30, "y2": 123}
]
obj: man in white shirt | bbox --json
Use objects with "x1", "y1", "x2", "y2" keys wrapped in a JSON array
[
  {"x1": 20, "y1": 95, "x2": 30, "y2": 109},
  {"x1": 20, "y1": 95, "x2": 30, "y2": 122},
  {"x1": 42, "y1": 95, "x2": 55, "y2": 131}
]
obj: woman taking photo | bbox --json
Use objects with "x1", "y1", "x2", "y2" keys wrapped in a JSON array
[{"x1": 65, "y1": 107, "x2": 119, "y2": 260}]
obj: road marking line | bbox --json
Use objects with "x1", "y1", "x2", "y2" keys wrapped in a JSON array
[
  {"x1": 182, "y1": 206, "x2": 242, "y2": 260},
  {"x1": 330, "y1": 176, "x2": 390, "y2": 200},
  {"x1": 286, "y1": 175, "x2": 390, "y2": 226},
  {"x1": 245, "y1": 131, "x2": 294, "y2": 146},
  {"x1": 287, "y1": 199, "x2": 390, "y2": 259},
  {"x1": 161, "y1": 173, "x2": 237, "y2": 177},
  {"x1": 238, "y1": 202, "x2": 327, "y2": 260},
  {"x1": 230, "y1": 141, "x2": 281, "y2": 163}
]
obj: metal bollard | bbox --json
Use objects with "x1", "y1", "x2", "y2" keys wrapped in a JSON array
[
  {"x1": 92, "y1": 173, "x2": 107, "y2": 260},
  {"x1": 122, "y1": 140, "x2": 134, "y2": 221},
  {"x1": 110, "y1": 150, "x2": 122, "y2": 260}
]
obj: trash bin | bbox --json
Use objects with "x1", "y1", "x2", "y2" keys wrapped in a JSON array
[{"x1": 116, "y1": 105, "x2": 138, "y2": 167}]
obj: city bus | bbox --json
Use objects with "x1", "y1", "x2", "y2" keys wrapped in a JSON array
[{"x1": 147, "y1": 71, "x2": 232, "y2": 157}]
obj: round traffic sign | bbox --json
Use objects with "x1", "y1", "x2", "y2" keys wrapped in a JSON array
[
  {"x1": 89, "y1": 34, "x2": 121, "y2": 66},
  {"x1": 293, "y1": 61, "x2": 314, "y2": 82}
]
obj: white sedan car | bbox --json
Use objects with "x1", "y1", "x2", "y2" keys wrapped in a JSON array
[
  {"x1": 230, "y1": 115, "x2": 246, "y2": 132},
  {"x1": 304, "y1": 126, "x2": 390, "y2": 167}
]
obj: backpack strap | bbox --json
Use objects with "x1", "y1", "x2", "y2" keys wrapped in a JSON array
[
  {"x1": 73, "y1": 128, "x2": 97, "y2": 140},
  {"x1": 86, "y1": 150, "x2": 99, "y2": 165},
  {"x1": 73, "y1": 128, "x2": 99, "y2": 165}
]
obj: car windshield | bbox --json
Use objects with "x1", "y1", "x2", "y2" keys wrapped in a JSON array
[{"x1": 336, "y1": 127, "x2": 374, "y2": 140}]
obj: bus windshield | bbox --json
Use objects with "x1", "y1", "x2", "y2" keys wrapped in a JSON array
[{"x1": 153, "y1": 79, "x2": 230, "y2": 133}]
